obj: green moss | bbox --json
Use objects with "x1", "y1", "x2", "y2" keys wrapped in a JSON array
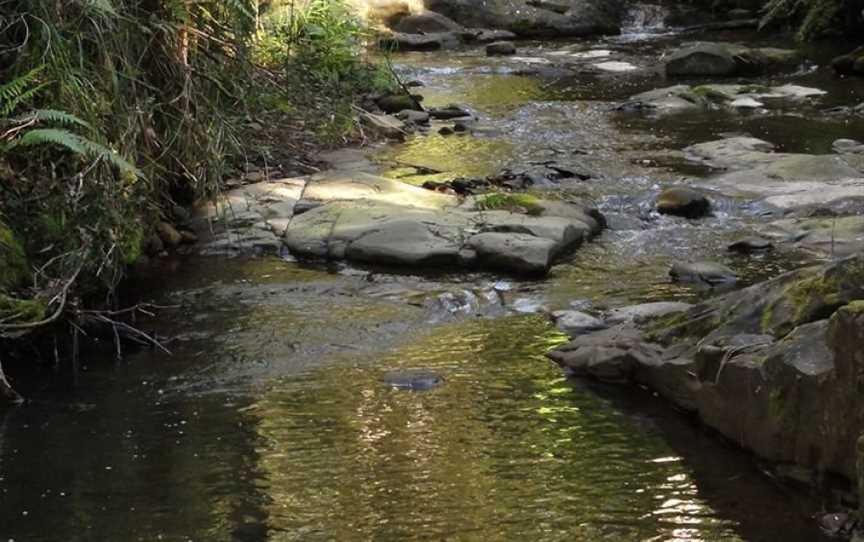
[
  {"x1": 119, "y1": 222, "x2": 145, "y2": 265},
  {"x1": 739, "y1": 84, "x2": 771, "y2": 94},
  {"x1": 475, "y1": 192, "x2": 544, "y2": 216},
  {"x1": 839, "y1": 300, "x2": 864, "y2": 315},
  {"x1": 0, "y1": 221, "x2": 28, "y2": 290},
  {"x1": 691, "y1": 85, "x2": 730, "y2": 103}
]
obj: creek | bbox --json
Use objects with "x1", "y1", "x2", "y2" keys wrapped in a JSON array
[{"x1": 3, "y1": 6, "x2": 862, "y2": 541}]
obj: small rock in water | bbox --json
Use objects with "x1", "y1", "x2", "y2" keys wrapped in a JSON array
[
  {"x1": 382, "y1": 372, "x2": 445, "y2": 391},
  {"x1": 429, "y1": 104, "x2": 473, "y2": 120},
  {"x1": 439, "y1": 126, "x2": 455, "y2": 136},
  {"x1": 656, "y1": 187, "x2": 711, "y2": 218},
  {"x1": 728, "y1": 236, "x2": 773, "y2": 253},
  {"x1": 670, "y1": 261, "x2": 737, "y2": 286},
  {"x1": 605, "y1": 302, "x2": 693, "y2": 324},
  {"x1": 552, "y1": 310, "x2": 607, "y2": 337},
  {"x1": 486, "y1": 41, "x2": 516, "y2": 56},
  {"x1": 594, "y1": 61, "x2": 638, "y2": 72}
]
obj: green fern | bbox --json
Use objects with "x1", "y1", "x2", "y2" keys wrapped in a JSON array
[
  {"x1": 17, "y1": 129, "x2": 142, "y2": 178},
  {"x1": 0, "y1": 67, "x2": 47, "y2": 117},
  {"x1": 11, "y1": 109, "x2": 92, "y2": 129}
]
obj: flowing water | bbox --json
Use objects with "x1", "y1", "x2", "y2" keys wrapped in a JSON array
[{"x1": 3, "y1": 7, "x2": 862, "y2": 541}]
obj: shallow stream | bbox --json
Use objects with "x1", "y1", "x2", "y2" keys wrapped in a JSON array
[{"x1": 3, "y1": 7, "x2": 862, "y2": 541}]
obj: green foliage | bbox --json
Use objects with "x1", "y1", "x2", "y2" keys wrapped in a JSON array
[
  {"x1": 0, "y1": 222, "x2": 28, "y2": 291},
  {"x1": 760, "y1": 0, "x2": 845, "y2": 39},
  {"x1": 254, "y1": 0, "x2": 396, "y2": 142}
]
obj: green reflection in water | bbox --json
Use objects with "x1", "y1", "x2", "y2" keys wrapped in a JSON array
[
  {"x1": 420, "y1": 74, "x2": 555, "y2": 114},
  {"x1": 377, "y1": 134, "x2": 513, "y2": 185},
  {"x1": 248, "y1": 315, "x2": 743, "y2": 541}
]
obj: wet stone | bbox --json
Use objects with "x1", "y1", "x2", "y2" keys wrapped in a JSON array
[
  {"x1": 728, "y1": 236, "x2": 773, "y2": 253},
  {"x1": 382, "y1": 372, "x2": 445, "y2": 391}
]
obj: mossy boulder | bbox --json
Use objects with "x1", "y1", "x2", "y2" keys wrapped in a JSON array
[{"x1": 0, "y1": 221, "x2": 28, "y2": 291}]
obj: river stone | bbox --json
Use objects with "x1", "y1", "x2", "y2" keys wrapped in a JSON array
[
  {"x1": 395, "y1": 109, "x2": 431, "y2": 124},
  {"x1": 378, "y1": 31, "x2": 462, "y2": 51},
  {"x1": 382, "y1": 371, "x2": 445, "y2": 391},
  {"x1": 670, "y1": 261, "x2": 737, "y2": 285},
  {"x1": 665, "y1": 42, "x2": 801, "y2": 77},
  {"x1": 548, "y1": 326, "x2": 664, "y2": 383},
  {"x1": 472, "y1": 29, "x2": 518, "y2": 43},
  {"x1": 656, "y1": 187, "x2": 711, "y2": 218},
  {"x1": 376, "y1": 93, "x2": 423, "y2": 114},
  {"x1": 728, "y1": 236, "x2": 773, "y2": 253},
  {"x1": 552, "y1": 310, "x2": 607, "y2": 336},
  {"x1": 392, "y1": 11, "x2": 466, "y2": 33},
  {"x1": 466, "y1": 232, "x2": 558, "y2": 274},
  {"x1": 346, "y1": 219, "x2": 464, "y2": 266},
  {"x1": 665, "y1": 42, "x2": 738, "y2": 76},
  {"x1": 429, "y1": 104, "x2": 473, "y2": 120},
  {"x1": 359, "y1": 112, "x2": 407, "y2": 139},
  {"x1": 486, "y1": 41, "x2": 517, "y2": 56},
  {"x1": 605, "y1": 302, "x2": 693, "y2": 324}
]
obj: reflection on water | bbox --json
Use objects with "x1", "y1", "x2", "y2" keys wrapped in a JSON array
[
  {"x1": 377, "y1": 134, "x2": 513, "y2": 184},
  {"x1": 0, "y1": 313, "x2": 824, "y2": 540}
]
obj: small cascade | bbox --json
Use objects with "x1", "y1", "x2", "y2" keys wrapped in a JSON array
[{"x1": 619, "y1": 3, "x2": 673, "y2": 41}]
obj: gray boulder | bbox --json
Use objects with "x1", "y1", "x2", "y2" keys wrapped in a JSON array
[
  {"x1": 466, "y1": 232, "x2": 557, "y2": 274},
  {"x1": 392, "y1": 11, "x2": 466, "y2": 33},
  {"x1": 552, "y1": 310, "x2": 607, "y2": 336},
  {"x1": 665, "y1": 42, "x2": 801, "y2": 77}
]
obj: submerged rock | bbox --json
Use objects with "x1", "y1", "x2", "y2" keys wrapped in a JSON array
[
  {"x1": 382, "y1": 371, "x2": 445, "y2": 391},
  {"x1": 617, "y1": 84, "x2": 825, "y2": 116},
  {"x1": 656, "y1": 187, "x2": 711, "y2": 218}
]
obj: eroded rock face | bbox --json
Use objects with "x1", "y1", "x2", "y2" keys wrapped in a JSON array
[{"x1": 547, "y1": 254, "x2": 864, "y2": 483}]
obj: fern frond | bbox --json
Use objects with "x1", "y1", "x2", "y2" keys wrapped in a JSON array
[
  {"x1": 0, "y1": 66, "x2": 47, "y2": 117},
  {"x1": 11, "y1": 109, "x2": 92, "y2": 129},
  {"x1": 18, "y1": 128, "x2": 87, "y2": 155},
  {"x1": 17, "y1": 129, "x2": 143, "y2": 178}
]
